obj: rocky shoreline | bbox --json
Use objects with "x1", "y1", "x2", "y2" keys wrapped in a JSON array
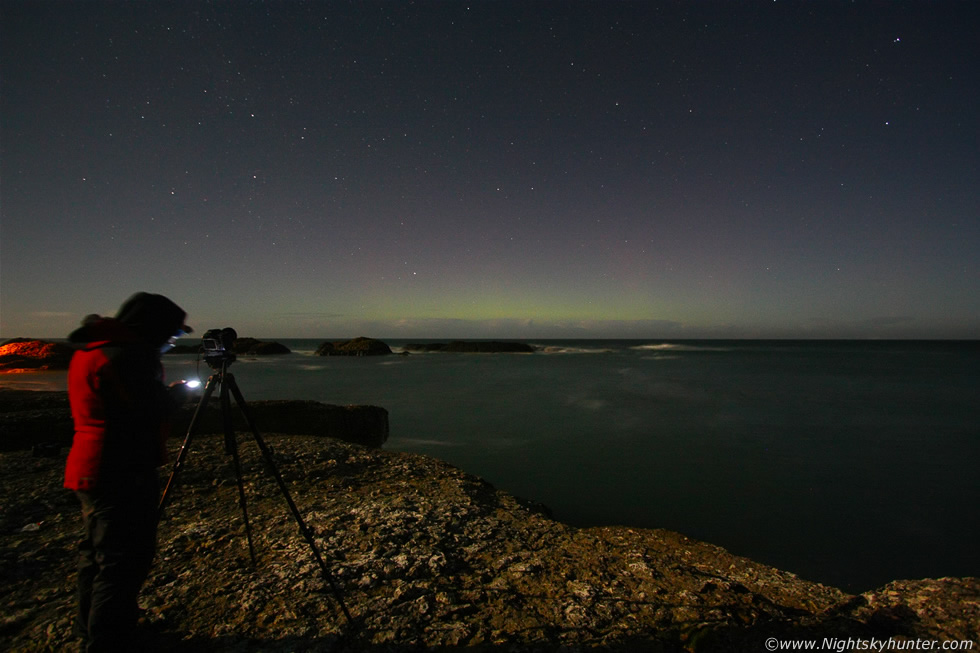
[{"x1": 0, "y1": 391, "x2": 977, "y2": 651}]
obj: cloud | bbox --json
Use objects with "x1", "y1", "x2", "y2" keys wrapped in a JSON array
[
  {"x1": 31, "y1": 311, "x2": 74, "y2": 319},
  {"x1": 343, "y1": 317, "x2": 690, "y2": 339}
]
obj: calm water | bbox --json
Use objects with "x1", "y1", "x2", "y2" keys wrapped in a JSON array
[{"x1": 6, "y1": 339, "x2": 978, "y2": 592}]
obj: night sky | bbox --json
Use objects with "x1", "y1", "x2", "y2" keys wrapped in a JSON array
[{"x1": 2, "y1": 1, "x2": 977, "y2": 339}]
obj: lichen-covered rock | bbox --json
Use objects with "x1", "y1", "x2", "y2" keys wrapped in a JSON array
[
  {"x1": 315, "y1": 337, "x2": 392, "y2": 356},
  {"x1": 0, "y1": 339, "x2": 74, "y2": 371},
  {"x1": 854, "y1": 578, "x2": 980, "y2": 641},
  {"x1": 1, "y1": 434, "x2": 975, "y2": 652}
]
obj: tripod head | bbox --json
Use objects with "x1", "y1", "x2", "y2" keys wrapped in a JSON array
[{"x1": 202, "y1": 327, "x2": 238, "y2": 370}]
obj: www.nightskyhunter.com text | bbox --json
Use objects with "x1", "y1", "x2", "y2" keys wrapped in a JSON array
[{"x1": 765, "y1": 637, "x2": 975, "y2": 652}]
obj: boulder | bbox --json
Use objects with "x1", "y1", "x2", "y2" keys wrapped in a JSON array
[
  {"x1": 315, "y1": 337, "x2": 392, "y2": 356},
  {"x1": 0, "y1": 339, "x2": 74, "y2": 371},
  {"x1": 404, "y1": 341, "x2": 535, "y2": 353}
]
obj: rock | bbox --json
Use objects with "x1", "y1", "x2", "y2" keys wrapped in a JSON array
[
  {"x1": 0, "y1": 339, "x2": 74, "y2": 371},
  {"x1": 174, "y1": 399, "x2": 389, "y2": 448},
  {"x1": 404, "y1": 341, "x2": 535, "y2": 353},
  {"x1": 315, "y1": 337, "x2": 392, "y2": 356},
  {"x1": 854, "y1": 578, "x2": 980, "y2": 641},
  {"x1": 230, "y1": 338, "x2": 291, "y2": 355},
  {"x1": 0, "y1": 389, "x2": 388, "y2": 451},
  {"x1": 0, "y1": 434, "x2": 975, "y2": 652}
]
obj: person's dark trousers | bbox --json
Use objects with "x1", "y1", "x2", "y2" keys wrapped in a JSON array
[{"x1": 74, "y1": 474, "x2": 159, "y2": 653}]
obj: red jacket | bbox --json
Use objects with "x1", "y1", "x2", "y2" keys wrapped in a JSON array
[{"x1": 65, "y1": 318, "x2": 173, "y2": 491}]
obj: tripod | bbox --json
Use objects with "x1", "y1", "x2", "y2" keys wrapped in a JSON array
[{"x1": 158, "y1": 355, "x2": 354, "y2": 626}]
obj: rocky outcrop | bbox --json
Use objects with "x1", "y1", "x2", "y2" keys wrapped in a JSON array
[
  {"x1": 852, "y1": 578, "x2": 980, "y2": 642},
  {"x1": 315, "y1": 337, "x2": 392, "y2": 356},
  {"x1": 175, "y1": 399, "x2": 388, "y2": 448},
  {"x1": 0, "y1": 389, "x2": 388, "y2": 451},
  {"x1": 0, "y1": 339, "x2": 74, "y2": 371},
  {"x1": 1, "y1": 433, "x2": 975, "y2": 652},
  {"x1": 405, "y1": 341, "x2": 536, "y2": 353}
]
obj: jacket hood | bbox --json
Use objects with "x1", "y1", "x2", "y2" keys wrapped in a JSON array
[
  {"x1": 115, "y1": 292, "x2": 192, "y2": 345},
  {"x1": 68, "y1": 293, "x2": 192, "y2": 347},
  {"x1": 67, "y1": 315, "x2": 139, "y2": 345}
]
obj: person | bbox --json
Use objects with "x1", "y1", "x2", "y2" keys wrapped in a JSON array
[{"x1": 64, "y1": 292, "x2": 193, "y2": 652}]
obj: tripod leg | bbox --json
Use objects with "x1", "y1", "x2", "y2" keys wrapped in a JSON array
[
  {"x1": 222, "y1": 377, "x2": 258, "y2": 566},
  {"x1": 159, "y1": 373, "x2": 219, "y2": 521},
  {"x1": 225, "y1": 374, "x2": 355, "y2": 626}
]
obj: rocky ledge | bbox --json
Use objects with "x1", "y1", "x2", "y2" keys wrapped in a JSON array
[
  {"x1": 1, "y1": 429, "x2": 976, "y2": 651},
  {"x1": 0, "y1": 389, "x2": 389, "y2": 451}
]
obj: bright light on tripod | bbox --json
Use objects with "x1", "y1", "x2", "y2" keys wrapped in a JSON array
[{"x1": 185, "y1": 380, "x2": 201, "y2": 389}]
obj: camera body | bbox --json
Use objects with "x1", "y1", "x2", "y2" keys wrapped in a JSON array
[{"x1": 202, "y1": 327, "x2": 238, "y2": 367}]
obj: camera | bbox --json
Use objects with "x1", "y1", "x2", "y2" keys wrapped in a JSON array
[{"x1": 201, "y1": 327, "x2": 238, "y2": 367}]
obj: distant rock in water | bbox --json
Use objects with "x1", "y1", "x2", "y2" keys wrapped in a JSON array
[
  {"x1": 231, "y1": 337, "x2": 291, "y2": 355},
  {"x1": 0, "y1": 339, "x2": 74, "y2": 371},
  {"x1": 404, "y1": 341, "x2": 535, "y2": 353},
  {"x1": 169, "y1": 337, "x2": 291, "y2": 355},
  {"x1": 316, "y1": 337, "x2": 392, "y2": 356}
]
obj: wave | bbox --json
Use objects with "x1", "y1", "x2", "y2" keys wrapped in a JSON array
[
  {"x1": 535, "y1": 345, "x2": 615, "y2": 355},
  {"x1": 631, "y1": 343, "x2": 731, "y2": 353},
  {"x1": 394, "y1": 437, "x2": 461, "y2": 448}
]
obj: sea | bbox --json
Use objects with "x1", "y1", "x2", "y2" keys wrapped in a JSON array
[{"x1": 4, "y1": 338, "x2": 978, "y2": 593}]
